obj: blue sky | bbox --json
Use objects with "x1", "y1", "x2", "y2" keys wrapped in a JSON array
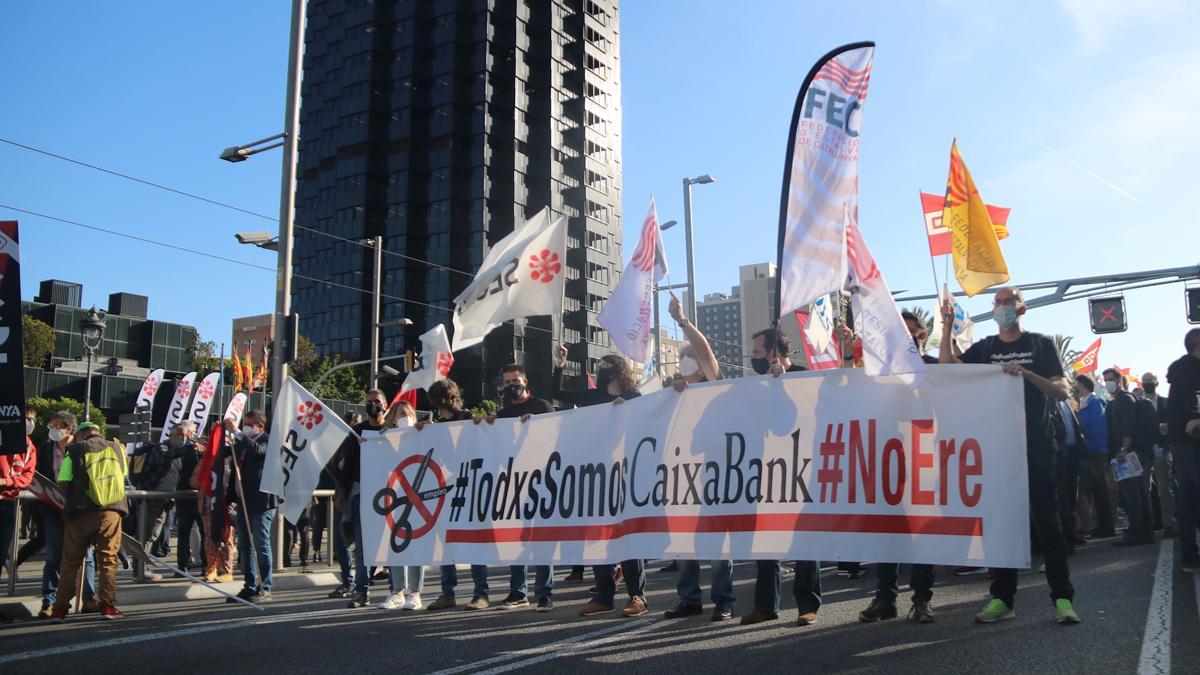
[{"x1": 3, "y1": 1, "x2": 1198, "y2": 389}]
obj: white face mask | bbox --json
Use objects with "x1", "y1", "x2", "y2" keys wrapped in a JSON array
[
  {"x1": 241, "y1": 426, "x2": 260, "y2": 438},
  {"x1": 26, "y1": 419, "x2": 35, "y2": 436},
  {"x1": 48, "y1": 427, "x2": 66, "y2": 442},
  {"x1": 678, "y1": 355, "x2": 699, "y2": 378},
  {"x1": 1104, "y1": 380, "x2": 1119, "y2": 395}
]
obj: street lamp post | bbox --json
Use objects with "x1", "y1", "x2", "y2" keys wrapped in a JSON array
[
  {"x1": 368, "y1": 235, "x2": 382, "y2": 389},
  {"x1": 79, "y1": 307, "x2": 106, "y2": 422},
  {"x1": 681, "y1": 174, "x2": 715, "y2": 324},
  {"x1": 652, "y1": 219, "x2": 678, "y2": 378}
]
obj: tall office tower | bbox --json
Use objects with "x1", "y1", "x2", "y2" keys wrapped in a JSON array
[{"x1": 291, "y1": 0, "x2": 623, "y2": 403}]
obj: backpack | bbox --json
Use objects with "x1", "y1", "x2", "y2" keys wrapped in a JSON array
[
  {"x1": 129, "y1": 442, "x2": 171, "y2": 490},
  {"x1": 70, "y1": 443, "x2": 127, "y2": 509}
]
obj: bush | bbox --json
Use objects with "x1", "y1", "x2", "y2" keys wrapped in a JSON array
[
  {"x1": 469, "y1": 399, "x2": 500, "y2": 418},
  {"x1": 25, "y1": 396, "x2": 107, "y2": 447}
]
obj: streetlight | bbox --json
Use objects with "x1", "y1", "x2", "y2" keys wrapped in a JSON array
[
  {"x1": 651, "y1": 220, "x2": 686, "y2": 379},
  {"x1": 219, "y1": 133, "x2": 286, "y2": 163},
  {"x1": 360, "y1": 237, "x2": 413, "y2": 389},
  {"x1": 79, "y1": 307, "x2": 106, "y2": 422},
  {"x1": 682, "y1": 174, "x2": 716, "y2": 323},
  {"x1": 234, "y1": 231, "x2": 279, "y2": 251}
]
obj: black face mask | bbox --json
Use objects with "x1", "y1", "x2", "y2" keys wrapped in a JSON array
[
  {"x1": 365, "y1": 402, "x2": 385, "y2": 418},
  {"x1": 596, "y1": 368, "x2": 617, "y2": 389},
  {"x1": 1144, "y1": 384, "x2": 1157, "y2": 396},
  {"x1": 751, "y1": 357, "x2": 770, "y2": 375},
  {"x1": 503, "y1": 383, "x2": 526, "y2": 401}
]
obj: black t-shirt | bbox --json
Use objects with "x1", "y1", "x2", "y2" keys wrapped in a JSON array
[
  {"x1": 498, "y1": 396, "x2": 555, "y2": 418},
  {"x1": 787, "y1": 363, "x2": 807, "y2": 373},
  {"x1": 961, "y1": 331, "x2": 1063, "y2": 452},
  {"x1": 439, "y1": 409, "x2": 474, "y2": 422},
  {"x1": 336, "y1": 421, "x2": 387, "y2": 493},
  {"x1": 551, "y1": 367, "x2": 641, "y2": 407}
]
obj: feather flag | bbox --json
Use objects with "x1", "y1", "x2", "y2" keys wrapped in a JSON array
[{"x1": 598, "y1": 198, "x2": 669, "y2": 362}]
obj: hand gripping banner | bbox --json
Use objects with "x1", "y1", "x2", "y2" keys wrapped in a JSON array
[{"x1": 361, "y1": 366, "x2": 1031, "y2": 569}]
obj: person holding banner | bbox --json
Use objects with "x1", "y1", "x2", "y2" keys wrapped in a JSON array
[
  {"x1": 940, "y1": 287, "x2": 1080, "y2": 625},
  {"x1": 334, "y1": 390, "x2": 391, "y2": 609},
  {"x1": 222, "y1": 411, "x2": 278, "y2": 603},
  {"x1": 741, "y1": 328, "x2": 822, "y2": 628},
  {"x1": 378, "y1": 400, "x2": 427, "y2": 611},
  {"x1": 551, "y1": 350, "x2": 648, "y2": 618}
]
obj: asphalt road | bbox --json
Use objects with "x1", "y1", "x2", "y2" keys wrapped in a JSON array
[{"x1": 2, "y1": 537, "x2": 1196, "y2": 674}]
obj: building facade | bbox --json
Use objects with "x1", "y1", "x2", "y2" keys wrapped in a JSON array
[
  {"x1": 291, "y1": 0, "x2": 624, "y2": 404},
  {"x1": 695, "y1": 263, "x2": 807, "y2": 377},
  {"x1": 232, "y1": 314, "x2": 275, "y2": 357}
]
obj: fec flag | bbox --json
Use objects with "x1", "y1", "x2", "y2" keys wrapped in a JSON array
[
  {"x1": 400, "y1": 324, "x2": 455, "y2": 394},
  {"x1": 776, "y1": 42, "x2": 874, "y2": 318},
  {"x1": 263, "y1": 377, "x2": 355, "y2": 525},
  {"x1": 451, "y1": 208, "x2": 567, "y2": 352},
  {"x1": 944, "y1": 141, "x2": 1010, "y2": 296},
  {"x1": 598, "y1": 198, "x2": 668, "y2": 363}
]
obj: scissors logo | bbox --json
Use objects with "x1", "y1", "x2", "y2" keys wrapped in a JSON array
[{"x1": 372, "y1": 449, "x2": 450, "y2": 553}]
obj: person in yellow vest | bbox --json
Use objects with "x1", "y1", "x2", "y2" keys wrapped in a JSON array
[{"x1": 49, "y1": 423, "x2": 129, "y2": 623}]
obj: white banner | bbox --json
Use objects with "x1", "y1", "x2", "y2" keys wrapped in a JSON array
[
  {"x1": 777, "y1": 42, "x2": 873, "y2": 317},
  {"x1": 805, "y1": 293, "x2": 837, "y2": 354},
  {"x1": 223, "y1": 392, "x2": 248, "y2": 426},
  {"x1": 185, "y1": 372, "x2": 220, "y2": 432},
  {"x1": 263, "y1": 377, "x2": 354, "y2": 525},
  {"x1": 400, "y1": 324, "x2": 454, "y2": 394},
  {"x1": 360, "y1": 366, "x2": 1030, "y2": 569},
  {"x1": 598, "y1": 198, "x2": 667, "y2": 363},
  {"x1": 158, "y1": 372, "x2": 197, "y2": 442},
  {"x1": 928, "y1": 286, "x2": 974, "y2": 355},
  {"x1": 451, "y1": 208, "x2": 567, "y2": 352}
]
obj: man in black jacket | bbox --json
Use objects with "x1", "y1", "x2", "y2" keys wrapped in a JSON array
[
  {"x1": 222, "y1": 410, "x2": 277, "y2": 602},
  {"x1": 1104, "y1": 368, "x2": 1153, "y2": 546},
  {"x1": 1141, "y1": 372, "x2": 1174, "y2": 536},
  {"x1": 1168, "y1": 329, "x2": 1200, "y2": 570}
]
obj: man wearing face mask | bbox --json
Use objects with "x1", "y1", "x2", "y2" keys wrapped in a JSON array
[
  {"x1": 550, "y1": 349, "x2": 649, "y2": 618},
  {"x1": 173, "y1": 422, "x2": 206, "y2": 575},
  {"x1": 1, "y1": 407, "x2": 37, "y2": 606},
  {"x1": 1141, "y1": 372, "x2": 1174, "y2": 537},
  {"x1": 1074, "y1": 374, "x2": 1114, "y2": 538},
  {"x1": 1103, "y1": 367, "x2": 1154, "y2": 546},
  {"x1": 222, "y1": 410, "x2": 277, "y2": 603},
  {"x1": 334, "y1": 389, "x2": 390, "y2": 609},
  {"x1": 741, "y1": 328, "x2": 823, "y2": 628},
  {"x1": 940, "y1": 286, "x2": 1080, "y2": 625},
  {"x1": 127, "y1": 420, "x2": 198, "y2": 581},
  {"x1": 659, "y1": 294, "x2": 737, "y2": 621}
]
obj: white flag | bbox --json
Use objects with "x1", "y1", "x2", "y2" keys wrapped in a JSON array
[
  {"x1": 928, "y1": 286, "x2": 974, "y2": 355},
  {"x1": 777, "y1": 43, "x2": 874, "y2": 317},
  {"x1": 223, "y1": 392, "x2": 248, "y2": 426},
  {"x1": 845, "y1": 209, "x2": 926, "y2": 388},
  {"x1": 598, "y1": 199, "x2": 667, "y2": 363},
  {"x1": 805, "y1": 293, "x2": 837, "y2": 354},
  {"x1": 158, "y1": 372, "x2": 197, "y2": 442},
  {"x1": 400, "y1": 324, "x2": 454, "y2": 394},
  {"x1": 263, "y1": 377, "x2": 355, "y2": 525},
  {"x1": 185, "y1": 372, "x2": 220, "y2": 433},
  {"x1": 451, "y1": 208, "x2": 568, "y2": 352}
]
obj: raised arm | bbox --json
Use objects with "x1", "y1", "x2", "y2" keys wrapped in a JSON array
[
  {"x1": 551, "y1": 344, "x2": 588, "y2": 406},
  {"x1": 668, "y1": 292, "x2": 720, "y2": 381}
]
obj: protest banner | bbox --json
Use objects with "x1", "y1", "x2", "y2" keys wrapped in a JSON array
[{"x1": 361, "y1": 365, "x2": 1030, "y2": 569}]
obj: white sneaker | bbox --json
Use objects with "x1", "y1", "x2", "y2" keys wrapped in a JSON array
[
  {"x1": 378, "y1": 592, "x2": 406, "y2": 610},
  {"x1": 402, "y1": 592, "x2": 423, "y2": 610}
]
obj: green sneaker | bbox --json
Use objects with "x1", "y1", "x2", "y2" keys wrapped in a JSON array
[
  {"x1": 1055, "y1": 599, "x2": 1080, "y2": 625},
  {"x1": 974, "y1": 598, "x2": 1014, "y2": 624}
]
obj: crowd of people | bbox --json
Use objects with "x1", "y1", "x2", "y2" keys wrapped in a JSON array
[{"x1": 2, "y1": 288, "x2": 1198, "y2": 629}]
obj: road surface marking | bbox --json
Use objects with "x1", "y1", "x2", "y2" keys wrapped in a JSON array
[
  {"x1": 1137, "y1": 539, "x2": 1172, "y2": 675},
  {"x1": 472, "y1": 618, "x2": 682, "y2": 674}
]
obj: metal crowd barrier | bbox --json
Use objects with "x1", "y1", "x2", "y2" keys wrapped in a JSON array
[{"x1": 7, "y1": 488, "x2": 340, "y2": 596}]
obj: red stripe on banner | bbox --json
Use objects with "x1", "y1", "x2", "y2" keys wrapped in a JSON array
[
  {"x1": 817, "y1": 67, "x2": 870, "y2": 87},
  {"x1": 445, "y1": 513, "x2": 982, "y2": 543},
  {"x1": 630, "y1": 211, "x2": 657, "y2": 272},
  {"x1": 814, "y1": 73, "x2": 870, "y2": 96},
  {"x1": 823, "y1": 59, "x2": 872, "y2": 77}
]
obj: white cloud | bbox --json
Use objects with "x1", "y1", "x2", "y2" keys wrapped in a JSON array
[{"x1": 1057, "y1": 0, "x2": 1187, "y2": 51}]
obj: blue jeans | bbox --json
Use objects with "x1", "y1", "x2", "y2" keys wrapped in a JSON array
[
  {"x1": 0, "y1": 501, "x2": 15, "y2": 574},
  {"x1": 175, "y1": 504, "x2": 207, "y2": 570},
  {"x1": 389, "y1": 566, "x2": 425, "y2": 594},
  {"x1": 677, "y1": 560, "x2": 734, "y2": 606},
  {"x1": 333, "y1": 517, "x2": 353, "y2": 586},
  {"x1": 39, "y1": 504, "x2": 95, "y2": 605},
  {"x1": 509, "y1": 565, "x2": 554, "y2": 601},
  {"x1": 440, "y1": 564, "x2": 490, "y2": 599},
  {"x1": 350, "y1": 493, "x2": 370, "y2": 594},
  {"x1": 754, "y1": 560, "x2": 822, "y2": 614},
  {"x1": 591, "y1": 560, "x2": 645, "y2": 607},
  {"x1": 235, "y1": 506, "x2": 276, "y2": 593},
  {"x1": 875, "y1": 563, "x2": 935, "y2": 603}
]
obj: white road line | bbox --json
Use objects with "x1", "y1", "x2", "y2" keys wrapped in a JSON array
[
  {"x1": 0, "y1": 607, "x2": 353, "y2": 665},
  {"x1": 472, "y1": 618, "x2": 682, "y2": 675},
  {"x1": 427, "y1": 618, "x2": 677, "y2": 675},
  {"x1": 1137, "y1": 539, "x2": 1173, "y2": 675}
]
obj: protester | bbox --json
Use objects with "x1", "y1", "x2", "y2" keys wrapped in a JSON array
[
  {"x1": 1075, "y1": 374, "x2": 1115, "y2": 538},
  {"x1": 1103, "y1": 367, "x2": 1154, "y2": 546},
  {"x1": 33, "y1": 411, "x2": 98, "y2": 616},
  {"x1": 859, "y1": 312, "x2": 938, "y2": 624},
  {"x1": 1053, "y1": 397, "x2": 1089, "y2": 554},
  {"x1": 1166, "y1": 328, "x2": 1200, "y2": 571},
  {"x1": 659, "y1": 293, "x2": 735, "y2": 622},
  {"x1": 1, "y1": 412, "x2": 37, "y2": 586},
  {"x1": 191, "y1": 441, "x2": 234, "y2": 584},
  {"x1": 49, "y1": 422, "x2": 127, "y2": 622},
  {"x1": 223, "y1": 410, "x2": 277, "y2": 603},
  {"x1": 376, "y1": 400, "x2": 427, "y2": 611},
  {"x1": 940, "y1": 286, "x2": 1079, "y2": 624},
  {"x1": 127, "y1": 420, "x2": 198, "y2": 581},
  {"x1": 1141, "y1": 372, "x2": 1174, "y2": 537},
  {"x1": 172, "y1": 422, "x2": 206, "y2": 575},
  {"x1": 321, "y1": 411, "x2": 360, "y2": 598},
  {"x1": 741, "y1": 327, "x2": 822, "y2": 627},
  {"x1": 335, "y1": 390, "x2": 390, "y2": 608},
  {"x1": 550, "y1": 348, "x2": 649, "y2": 617}
]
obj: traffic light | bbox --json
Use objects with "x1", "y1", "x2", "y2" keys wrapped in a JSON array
[
  {"x1": 1187, "y1": 287, "x2": 1200, "y2": 324},
  {"x1": 1089, "y1": 296, "x2": 1127, "y2": 334},
  {"x1": 282, "y1": 312, "x2": 300, "y2": 363}
]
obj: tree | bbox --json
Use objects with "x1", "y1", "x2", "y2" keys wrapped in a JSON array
[
  {"x1": 291, "y1": 335, "x2": 318, "y2": 380},
  {"x1": 26, "y1": 396, "x2": 107, "y2": 447},
  {"x1": 184, "y1": 333, "x2": 220, "y2": 374},
  {"x1": 470, "y1": 399, "x2": 500, "y2": 417},
  {"x1": 300, "y1": 354, "x2": 366, "y2": 403},
  {"x1": 22, "y1": 315, "x2": 55, "y2": 368},
  {"x1": 1053, "y1": 334, "x2": 1079, "y2": 377},
  {"x1": 904, "y1": 305, "x2": 935, "y2": 334}
]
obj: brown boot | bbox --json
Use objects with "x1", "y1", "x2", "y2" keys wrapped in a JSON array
[
  {"x1": 622, "y1": 595, "x2": 647, "y2": 617},
  {"x1": 796, "y1": 611, "x2": 819, "y2": 626},
  {"x1": 739, "y1": 609, "x2": 779, "y2": 625}
]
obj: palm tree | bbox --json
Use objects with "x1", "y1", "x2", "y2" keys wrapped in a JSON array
[
  {"x1": 905, "y1": 306, "x2": 935, "y2": 334},
  {"x1": 1053, "y1": 334, "x2": 1079, "y2": 376}
]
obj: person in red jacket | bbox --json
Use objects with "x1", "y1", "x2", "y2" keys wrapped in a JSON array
[{"x1": 1, "y1": 409, "x2": 38, "y2": 576}]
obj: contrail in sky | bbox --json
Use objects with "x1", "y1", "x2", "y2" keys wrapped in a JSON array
[{"x1": 1029, "y1": 137, "x2": 1140, "y2": 202}]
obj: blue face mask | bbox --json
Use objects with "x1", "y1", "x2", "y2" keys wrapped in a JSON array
[{"x1": 994, "y1": 306, "x2": 1019, "y2": 330}]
